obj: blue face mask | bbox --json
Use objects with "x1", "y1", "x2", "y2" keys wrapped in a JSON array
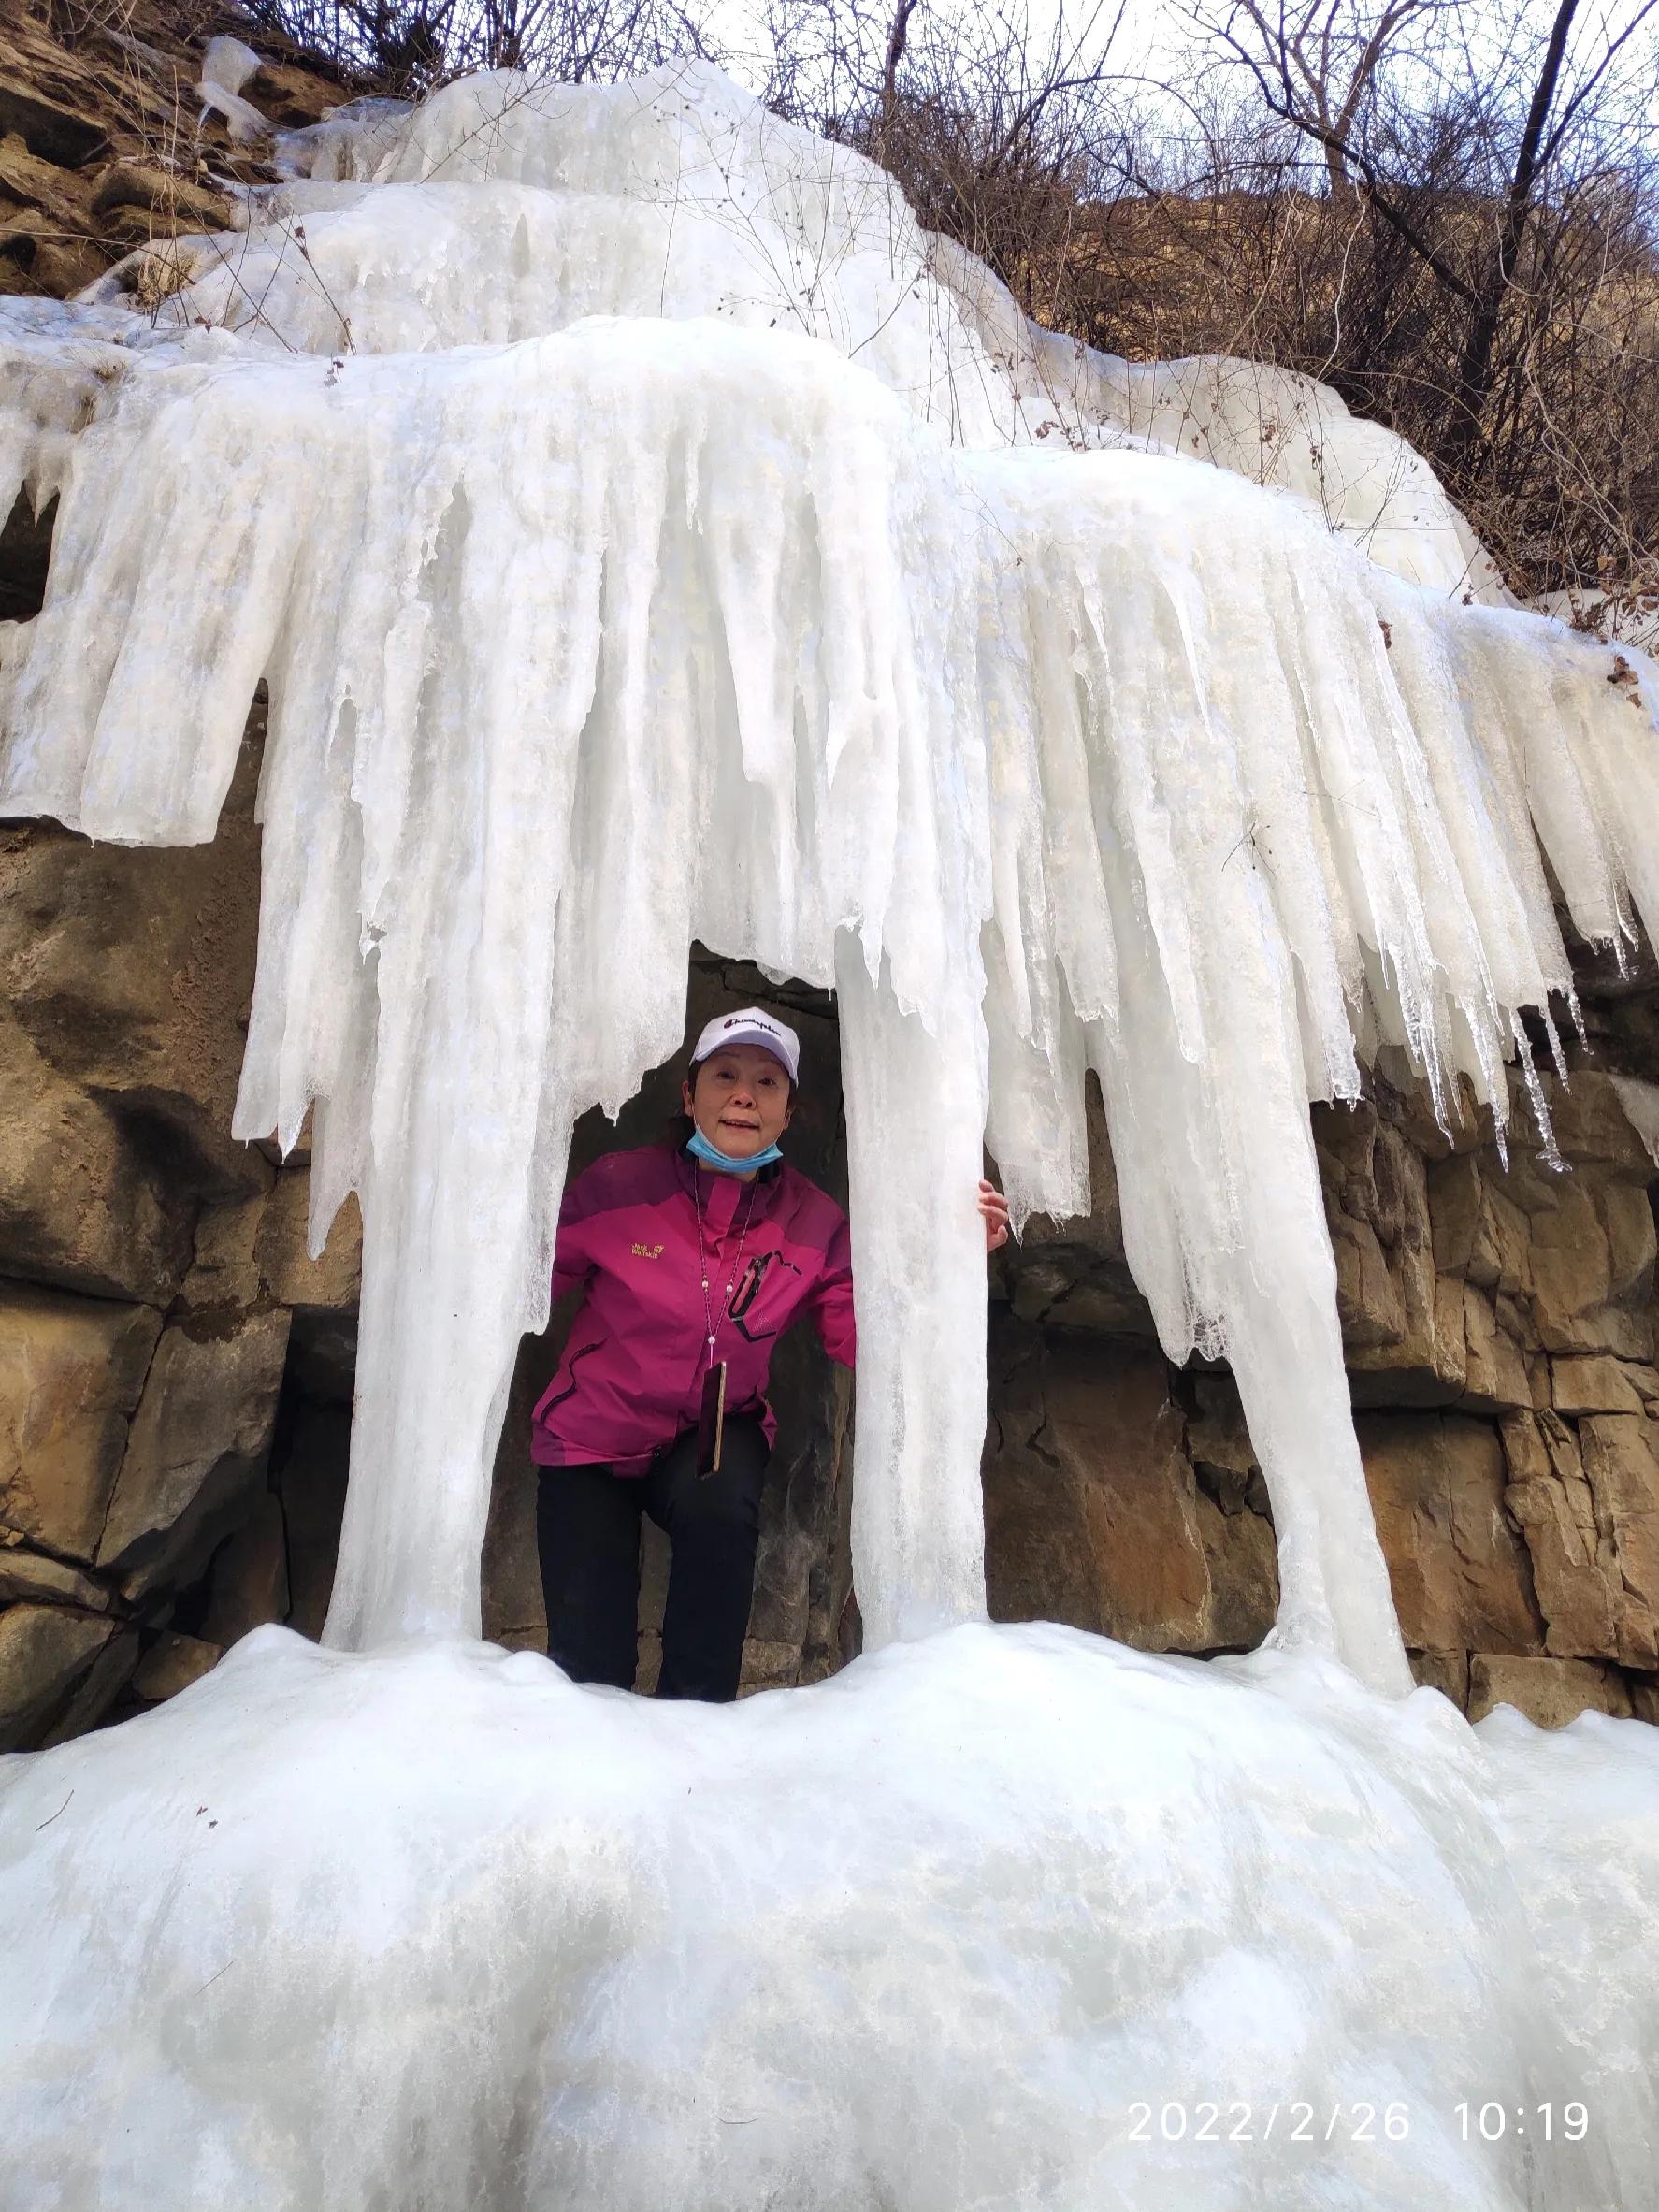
[{"x1": 686, "y1": 1127, "x2": 784, "y2": 1175}]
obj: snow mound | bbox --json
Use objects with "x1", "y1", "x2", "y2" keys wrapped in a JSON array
[{"x1": 2, "y1": 1623, "x2": 1654, "y2": 2212}]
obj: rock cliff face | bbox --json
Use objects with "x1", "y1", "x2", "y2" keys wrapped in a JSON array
[
  {"x1": 989, "y1": 1070, "x2": 1659, "y2": 1726},
  {"x1": 0, "y1": 0, "x2": 346, "y2": 301},
  {"x1": 2, "y1": 4, "x2": 1656, "y2": 1742}
]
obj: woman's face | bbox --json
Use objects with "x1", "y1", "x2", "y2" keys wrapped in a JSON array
[{"x1": 684, "y1": 1044, "x2": 794, "y2": 1159}]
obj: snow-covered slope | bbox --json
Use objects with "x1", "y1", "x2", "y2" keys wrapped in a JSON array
[
  {"x1": 2, "y1": 61, "x2": 1657, "y2": 2210},
  {"x1": 2, "y1": 1619, "x2": 1655, "y2": 2211}
]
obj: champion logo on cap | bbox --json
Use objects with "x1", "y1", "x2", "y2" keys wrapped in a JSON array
[{"x1": 692, "y1": 1006, "x2": 801, "y2": 1085}]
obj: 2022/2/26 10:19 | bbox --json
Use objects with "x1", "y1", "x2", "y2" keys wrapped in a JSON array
[{"x1": 1126, "y1": 2100, "x2": 1592, "y2": 2144}]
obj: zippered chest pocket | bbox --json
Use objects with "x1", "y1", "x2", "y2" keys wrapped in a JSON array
[{"x1": 724, "y1": 1248, "x2": 806, "y2": 1342}]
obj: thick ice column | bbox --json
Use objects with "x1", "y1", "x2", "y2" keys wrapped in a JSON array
[
  {"x1": 835, "y1": 943, "x2": 991, "y2": 1645},
  {"x1": 313, "y1": 904, "x2": 573, "y2": 1653}
]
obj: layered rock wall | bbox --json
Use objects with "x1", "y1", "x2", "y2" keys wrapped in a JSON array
[{"x1": 988, "y1": 1073, "x2": 1659, "y2": 1726}]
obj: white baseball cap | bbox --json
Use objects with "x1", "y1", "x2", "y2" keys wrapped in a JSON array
[{"x1": 690, "y1": 1006, "x2": 801, "y2": 1086}]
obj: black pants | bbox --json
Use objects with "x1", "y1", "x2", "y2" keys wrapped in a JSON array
[{"x1": 536, "y1": 1417, "x2": 770, "y2": 1702}]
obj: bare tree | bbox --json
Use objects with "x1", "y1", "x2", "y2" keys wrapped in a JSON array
[{"x1": 1197, "y1": 0, "x2": 1448, "y2": 198}]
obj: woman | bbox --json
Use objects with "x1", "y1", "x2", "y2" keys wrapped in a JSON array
[{"x1": 534, "y1": 1005, "x2": 1011, "y2": 1702}]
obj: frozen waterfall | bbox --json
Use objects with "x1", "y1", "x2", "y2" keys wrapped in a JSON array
[{"x1": 3, "y1": 59, "x2": 1659, "y2": 2212}]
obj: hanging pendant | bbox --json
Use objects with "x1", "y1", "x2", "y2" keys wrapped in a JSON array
[{"x1": 697, "y1": 1359, "x2": 728, "y2": 1477}]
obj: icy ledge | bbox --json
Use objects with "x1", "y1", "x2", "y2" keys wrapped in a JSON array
[{"x1": 1, "y1": 1623, "x2": 1654, "y2": 2211}]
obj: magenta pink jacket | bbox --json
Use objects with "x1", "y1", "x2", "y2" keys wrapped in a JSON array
[{"x1": 532, "y1": 1144, "x2": 857, "y2": 1473}]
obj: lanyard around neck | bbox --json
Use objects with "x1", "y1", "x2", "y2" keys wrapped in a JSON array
[{"x1": 692, "y1": 1165, "x2": 760, "y2": 1365}]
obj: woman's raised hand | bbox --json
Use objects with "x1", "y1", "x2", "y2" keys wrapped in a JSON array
[{"x1": 978, "y1": 1178, "x2": 1011, "y2": 1253}]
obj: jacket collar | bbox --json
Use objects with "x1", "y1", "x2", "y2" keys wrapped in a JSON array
[{"x1": 674, "y1": 1143, "x2": 785, "y2": 1222}]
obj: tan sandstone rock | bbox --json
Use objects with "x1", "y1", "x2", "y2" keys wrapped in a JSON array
[
  {"x1": 1358, "y1": 1412, "x2": 1541, "y2": 1655},
  {"x1": 1507, "y1": 1120, "x2": 1656, "y2": 1360},
  {"x1": 1550, "y1": 1354, "x2": 1652, "y2": 1416},
  {"x1": 132, "y1": 1628, "x2": 224, "y2": 1703},
  {"x1": 1460, "y1": 1287, "x2": 1531, "y2": 1414},
  {"x1": 36, "y1": 1622, "x2": 141, "y2": 1746},
  {"x1": 1501, "y1": 1412, "x2": 1623, "y2": 1661},
  {"x1": 0, "y1": 1533, "x2": 108, "y2": 1609},
  {"x1": 88, "y1": 162, "x2": 235, "y2": 245},
  {"x1": 0, "y1": 1285, "x2": 162, "y2": 1560},
  {"x1": 200, "y1": 1489, "x2": 290, "y2": 1650},
  {"x1": 1407, "y1": 1647, "x2": 1470, "y2": 1708},
  {"x1": 96, "y1": 1311, "x2": 291, "y2": 1601},
  {"x1": 984, "y1": 1329, "x2": 1277, "y2": 1653},
  {"x1": 0, "y1": 1601, "x2": 113, "y2": 1751},
  {"x1": 178, "y1": 1193, "x2": 267, "y2": 1315},
  {"x1": 255, "y1": 1174, "x2": 363, "y2": 1311},
  {"x1": 0, "y1": 725, "x2": 269, "y2": 1200},
  {"x1": 1318, "y1": 1101, "x2": 1466, "y2": 1404},
  {"x1": 1575, "y1": 1416, "x2": 1659, "y2": 1668},
  {"x1": 0, "y1": 1009, "x2": 189, "y2": 1304},
  {"x1": 1467, "y1": 1653, "x2": 1635, "y2": 1728}
]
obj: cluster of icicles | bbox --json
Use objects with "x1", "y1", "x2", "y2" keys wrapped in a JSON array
[{"x1": 3, "y1": 61, "x2": 1656, "y2": 1695}]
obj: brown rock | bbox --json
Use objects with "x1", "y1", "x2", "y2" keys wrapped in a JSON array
[
  {"x1": 0, "y1": 131, "x2": 105, "y2": 297},
  {"x1": 89, "y1": 162, "x2": 233, "y2": 242},
  {"x1": 1002, "y1": 1081, "x2": 1156, "y2": 1337},
  {"x1": 0, "y1": 1010, "x2": 190, "y2": 1304},
  {"x1": 1547, "y1": 1070, "x2": 1657, "y2": 1171},
  {"x1": 37, "y1": 1622, "x2": 140, "y2": 1745},
  {"x1": 0, "y1": 1285, "x2": 162, "y2": 1560},
  {"x1": 1005, "y1": 1257, "x2": 1159, "y2": 1337},
  {"x1": 178, "y1": 1193, "x2": 267, "y2": 1315},
  {"x1": 1358, "y1": 1412, "x2": 1542, "y2": 1655},
  {"x1": 1408, "y1": 1647, "x2": 1469, "y2": 1709},
  {"x1": 0, "y1": 1601, "x2": 112, "y2": 1751},
  {"x1": 273, "y1": 1399, "x2": 350, "y2": 1642},
  {"x1": 1468, "y1": 1178, "x2": 1533, "y2": 1297},
  {"x1": 200, "y1": 1489, "x2": 289, "y2": 1648},
  {"x1": 0, "y1": 1533, "x2": 108, "y2": 1609},
  {"x1": 1461, "y1": 1287, "x2": 1531, "y2": 1414},
  {"x1": 1187, "y1": 1371, "x2": 1271, "y2": 1514},
  {"x1": 1319, "y1": 1104, "x2": 1465, "y2": 1403},
  {"x1": 0, "y1": 80, "x2": 108, "y2": 167},
  {"x1": 984, "y1": 1328, "x2": 1277, "y2": 1653},
  {"x1": 1526, "y1": 1172, "x2": 1653, "y2": 1361},
  {"x1": 737, "y1": 1638, "x2": 801, "y2": 1694},
  {"x1": 1502, "y1": 1412, "x2": 1622, "y2": 1661},
  {"x1": 1575, "y1": 1417, "x2": 1659, "y2": 1668},
  {"x1": 255, "y1": 1175, "x2": 363, "y2": 1311},
  {"x1": 0, "y1": 724, "x2": 269, "y2": 1200},
  {"x1": 1428, "y1": 1153, "x2": 1481, "y2": 1276},
  {"x1": 1551, "y1": 1354, "x2": 1650, "y2": 1416},
  {"x1": 97, "y1": 1310, "x2": 291, "y2": 1600},
  {"x1": 1468, "y1": 1652, "x2": 1634, "y2": 1728},
  {"x1": 132, "y1": 1628, "x2": 223, "y2": 1703}
]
